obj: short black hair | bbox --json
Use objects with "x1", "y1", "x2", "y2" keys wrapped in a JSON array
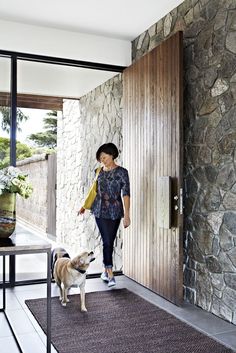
[{"x1": 96, "y1": 143, "x2": 119, "y2": 161}]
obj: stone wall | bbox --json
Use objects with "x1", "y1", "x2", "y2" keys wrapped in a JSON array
[
  {"x1": 57, "y1": 74, "x2": 123, "y2": 270},
  {"x1": 16, "y1": 154, "x2": 48, "y2": 233},
  {"x1": 132, "y1": 0, "x2": 236, "y2": 323}
]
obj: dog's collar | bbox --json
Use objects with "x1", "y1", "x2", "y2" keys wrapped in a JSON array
[{"x1": 75, "y1": 267, "x2": 86, "y2": 274}]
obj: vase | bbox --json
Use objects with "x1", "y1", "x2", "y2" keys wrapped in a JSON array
[{"x1": 0, "y1": 193, "x2": 16, "y2": 238}]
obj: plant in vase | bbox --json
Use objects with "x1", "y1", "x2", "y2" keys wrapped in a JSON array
[{"x1": 0, "y1": 166, "x2": 33, "y2": 238}]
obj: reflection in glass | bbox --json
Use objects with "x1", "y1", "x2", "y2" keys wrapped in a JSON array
[{"x1": 0, "y1": 57, "x2": 11, "y2": 170}]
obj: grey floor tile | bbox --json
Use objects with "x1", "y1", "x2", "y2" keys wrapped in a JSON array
[
  {"x1": 214, "y1": 330, "x2": 236, "y2": 350},
  {"x1": 15, "y1": 288, "x2": 50, "y2": 309},
  {"x1": 0, "y1": 336, "x2": 20, "y2": 353},
  {"x1": 18, "y1": 332, "x2": 49, "y2": 353},
  {"x1": 37, "y1": 330, "x2": 57, "y2": 352},
  {"x1": 85, "y1": 279, "x2": 124, "y2": 292},
  {"x1": 24, "y1": 306, "x2": 46, "y2": 333},
  {"x1": 175, "y1": 308, "x2": 236, "y2": 335},
  {"x1": 0, "y1": 289, "x2": 21, "y2": 310},
  {"x1": 5, "y1": 309, "x2": 36, "y2": 335},
  {"x1": 0, "y1": 312, "x2": 13, "y2": 338}
]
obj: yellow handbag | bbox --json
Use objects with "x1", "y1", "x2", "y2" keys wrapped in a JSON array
[{"x1": 83, "y1": 167, "x2": 101, "y2": 209}]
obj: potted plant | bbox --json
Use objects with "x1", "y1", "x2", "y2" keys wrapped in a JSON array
[{"x1": 0, "y1": 166, "x2": 33, "y2": 238}]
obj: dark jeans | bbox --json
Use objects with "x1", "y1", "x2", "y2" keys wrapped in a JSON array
[{"x1": 95, "y1": 217, "x2": 121, "y2": 268}]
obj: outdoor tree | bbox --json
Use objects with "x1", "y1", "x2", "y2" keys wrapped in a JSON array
[
  {"x1": 0, "y1": 137, "x2": 33, "y2": 169},
  {"x1": 0, "y1": 107, "x2": 29, "y2": 133},
  {"x1": 28, "y1": 110, "x2": 57, "y2": 149}
]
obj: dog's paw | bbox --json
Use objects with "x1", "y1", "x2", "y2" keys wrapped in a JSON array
[
  {"x1": 61, "y1": 302, "x2": 67, "y2": 307},
  {"x1": 81, "y1": 307, "x2": 87, "y2": 312},
  {"x1": 65, "y1": 299, "x2": 70, "y2": 303}
]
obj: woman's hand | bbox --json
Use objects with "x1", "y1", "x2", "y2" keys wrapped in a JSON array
[
  {"x1": 123, "y1": 215, "x2": 131, "y2": 228},
  {"x1": 123, "y1": 196, "x2": 130, "y2": 228},
  {"x1": 77, "y1": 207, "x2": 86, "y2": 215}
]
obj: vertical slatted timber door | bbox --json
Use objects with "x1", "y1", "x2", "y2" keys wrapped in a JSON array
[{"x1": 123, "y1": 31, "x2": 183, "y2": 305}]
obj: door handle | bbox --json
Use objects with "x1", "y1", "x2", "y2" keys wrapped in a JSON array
[{"x1": 173, "y1": 189, "x2": 183, "y2": 215}]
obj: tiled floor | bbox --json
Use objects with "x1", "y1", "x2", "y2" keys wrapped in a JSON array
[{"x1": 0, "y1": 275, "x2": 236, "y2": 353}]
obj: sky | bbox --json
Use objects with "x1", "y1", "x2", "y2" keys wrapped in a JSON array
[{"x1": 0, "y1": 108, "x2": 49, "y2": 145}]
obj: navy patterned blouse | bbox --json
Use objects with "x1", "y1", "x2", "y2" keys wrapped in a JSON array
[{"x1": 91, "y1": 166, "x2": 130, "y2": 220}]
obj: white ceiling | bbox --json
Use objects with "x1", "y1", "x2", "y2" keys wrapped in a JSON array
[
  {"x1": 0, "y1": 0, "x2": 184, "y2": 40},
  {"x1": 0, "y1": 0, "x2": 184, "y2": 98}
]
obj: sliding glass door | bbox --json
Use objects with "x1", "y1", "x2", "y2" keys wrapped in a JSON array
[
  {"x1": 0, "y1": 50, "x2": 124, "y2": 285},
  {"x1": 0, "y1": 56, "x2": 11, "y2": 283}
]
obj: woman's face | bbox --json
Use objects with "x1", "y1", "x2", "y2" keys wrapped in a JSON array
[{"x1": 99, "y1": 152, "x2": 114, "y2": 167}]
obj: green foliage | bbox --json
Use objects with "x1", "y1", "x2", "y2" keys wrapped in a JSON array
[
  {"x1": 16, "y1": 141, "x2": 33, "y2": 161},
  {"x1": 0, "y1": 137, "x2": 9, "y2": 162},
  {"x1": 28, "y1": 132, "x2": 57, "y2": 149},
  {"x1": 0, "y1": 137, "x2": 33, "y2": 169},
  {"x1": 0, "y1": 107, "x2": 29, "y2": 133},
  {"x1": 28, "y1": 110, "x2": 57, "y2": 149}
]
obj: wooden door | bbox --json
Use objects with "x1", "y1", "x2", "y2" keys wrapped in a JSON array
[{"x1": 123, "y1": 32, "x2": 183, "y2": 305}]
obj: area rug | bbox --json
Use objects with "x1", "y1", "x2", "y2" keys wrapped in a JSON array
[{"x1": 25, "y1": 289, "x2": 234, "y2": 353}]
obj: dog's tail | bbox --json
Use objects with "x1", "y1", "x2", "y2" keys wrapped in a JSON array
[{"x1": 51, "y1": 248, "x2": 70, "y2": 281}]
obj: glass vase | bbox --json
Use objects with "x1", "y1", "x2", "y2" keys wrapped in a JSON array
[{"x1": 0, "y1": 193, "x2": 16, "y2": 238}]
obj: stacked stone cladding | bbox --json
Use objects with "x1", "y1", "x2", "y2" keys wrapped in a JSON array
[{"x1": 132, "y1": 0, "x2": 236, "y2": 323}]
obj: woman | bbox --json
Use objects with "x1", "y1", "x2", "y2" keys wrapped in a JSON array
[{"x1": 78, "y1": 143, "x2": 130, "y2": 287}]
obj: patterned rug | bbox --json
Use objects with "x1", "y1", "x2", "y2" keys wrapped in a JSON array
[{"x1": 25, "y1": 288, "x2": 234, "y2": 353}]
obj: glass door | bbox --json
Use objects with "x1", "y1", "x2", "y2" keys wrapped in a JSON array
[
  {"x1": 15, "y1": 59, "x2": 121, "y2": 280},
  {"x1": 0, "y1": 50, "x2": 123, "y2": 285},
  {"x1": 0, "y1": 56, "x2": 12, "y2": 283}
]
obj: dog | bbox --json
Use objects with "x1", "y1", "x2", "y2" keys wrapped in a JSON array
[{"x1": 52, "y1": 247, "x2": 95, "y2": 312}]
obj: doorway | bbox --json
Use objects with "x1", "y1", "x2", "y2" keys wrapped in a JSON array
[{"x1": 0, "y1": 51, "x2": 124, "y2": 285}]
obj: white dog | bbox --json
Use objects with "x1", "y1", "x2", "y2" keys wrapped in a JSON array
[{"x1": 52, "y1": 248, "x2": 95, "y2": 312}]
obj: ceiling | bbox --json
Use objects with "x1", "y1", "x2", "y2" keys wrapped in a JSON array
[
  {"x1": 0, "y1": 0, "x2": 184, "y2": 100},
  {"x1": 0, "y1": 0, "x2": 184, "y2": 40}
]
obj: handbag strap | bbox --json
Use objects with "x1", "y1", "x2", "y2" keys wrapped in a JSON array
[{"x1": 95, "y1": 167, "x2": 102, "y2": 181}]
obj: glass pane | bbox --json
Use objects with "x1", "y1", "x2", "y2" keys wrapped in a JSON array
[
  {"x1": 0, "y1": 56, "x2": 11, "y2": 282},
  {"x1": 15, "y1": 60, "x2": 61, "y2": 281},
  {"x1": 0, "y1": 56, "x2": 11, "y2": 170},
  {"x1": 15, "y1": 60, "x2": 120, "y2": 280},
  {"x1": 15, "y1": 107, "x2": 53, "y2": 281}
]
